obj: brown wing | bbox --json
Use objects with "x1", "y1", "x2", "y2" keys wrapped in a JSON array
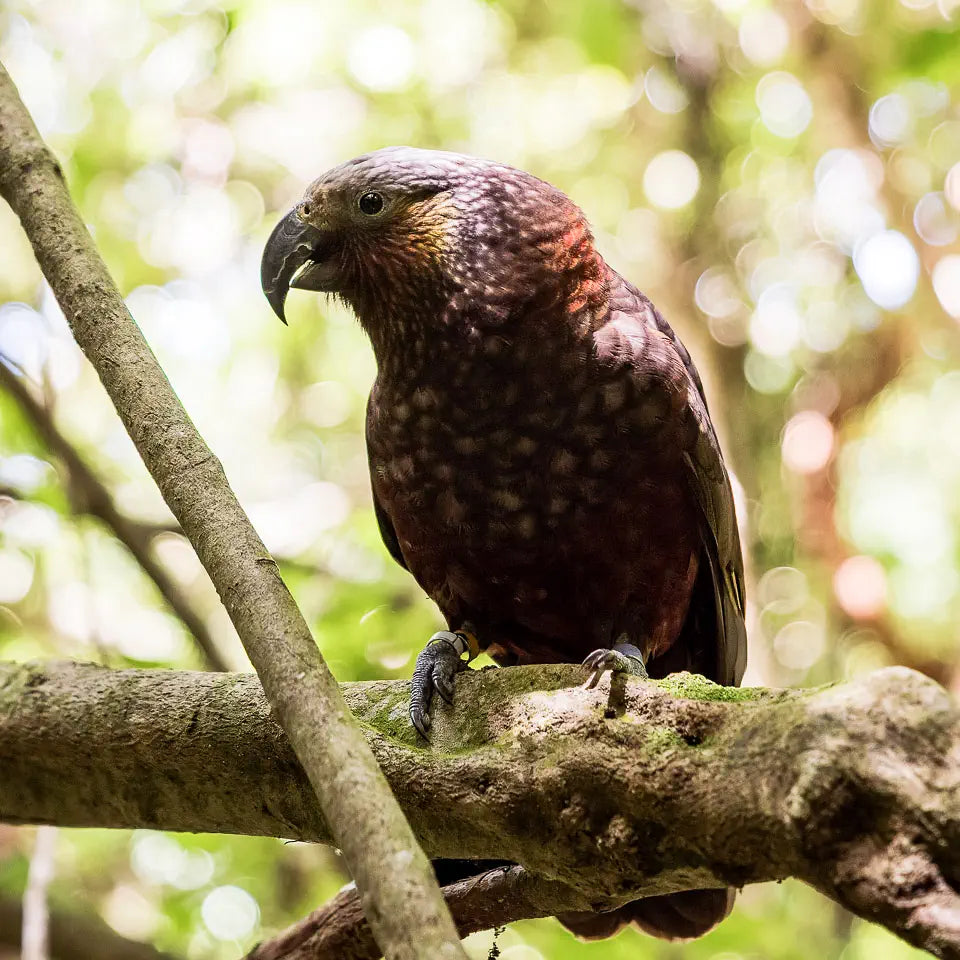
[
  {"x1": 602, "y1": 275, "x2": 747, "y2": 686},
  {"x1": 372, "y1": 483, "x2": 408, "y2": 572},
  {"x1": 679, "y1": 408, "x2": 747, "y2": 686},
  {"x1": 366, "y1": 397, "x2": 408, "y2": 572}
]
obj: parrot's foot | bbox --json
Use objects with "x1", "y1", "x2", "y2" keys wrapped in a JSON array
[
  {"x1": 582, "y1": 642, "x2": 648, "y2": 690},
  {"x1": 410, "y1": 629, "x2": 478, "y2": 739}
]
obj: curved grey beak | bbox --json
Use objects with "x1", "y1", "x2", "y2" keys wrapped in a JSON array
[{"x1": 260, "y1": 209, "x2": 337, "y2": 324}]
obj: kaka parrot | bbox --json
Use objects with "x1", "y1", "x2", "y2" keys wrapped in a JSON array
[{"x1": 261, "y1": 147, "x2": 747, "y2": 943}]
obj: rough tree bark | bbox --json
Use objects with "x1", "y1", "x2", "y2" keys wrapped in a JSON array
[
  {"x1": 2, "y1": 660, "x2": 960, "y2": 959},
  {"x1": 0, "y1": 62, "x2": 465, "y2": 960}
]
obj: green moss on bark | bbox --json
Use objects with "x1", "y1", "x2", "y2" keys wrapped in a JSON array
[{"x1": 657, "y1": 671, "x2": 764, "y2": 702}]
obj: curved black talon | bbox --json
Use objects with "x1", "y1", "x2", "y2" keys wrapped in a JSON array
[
  {"x1": 582, "y1": 645, "x2": 648, "y2": 690},
  {"x1": 410, "y1": 632, "x2": 470, "y2": 739}
]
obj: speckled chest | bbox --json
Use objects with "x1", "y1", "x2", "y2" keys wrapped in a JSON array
[{"x1": 365, "y1": 326, "x2": 692, "y2": 585}]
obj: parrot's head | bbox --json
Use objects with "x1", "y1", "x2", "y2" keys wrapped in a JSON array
[{"x1": 260, "y1": 147, "x2": 602, "y2": 343}]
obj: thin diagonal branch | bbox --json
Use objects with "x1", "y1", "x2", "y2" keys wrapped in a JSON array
[
  {"x1": 0, "y1": 61, "x2": 465, "y2": 960},
  {"x1": 0, "y1": 360, "x2": 229, "y2": 671}
]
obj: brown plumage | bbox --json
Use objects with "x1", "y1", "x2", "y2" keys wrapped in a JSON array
[{"x1": 261, "y1": 146, "x2": 747, "y2": 945}]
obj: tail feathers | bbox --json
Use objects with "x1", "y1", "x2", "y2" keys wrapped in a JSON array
[{"x1": 557, "y1": 887, "x2": 735, "y2": 942}]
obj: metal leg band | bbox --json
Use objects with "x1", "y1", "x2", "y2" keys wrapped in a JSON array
[{"x1": 428, "y1": 630, "x2": 479, "y2": 661}]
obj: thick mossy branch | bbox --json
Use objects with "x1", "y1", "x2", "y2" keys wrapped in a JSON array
[{"x1": 2, "y1": 661, "x2": 960, "y2": 958}]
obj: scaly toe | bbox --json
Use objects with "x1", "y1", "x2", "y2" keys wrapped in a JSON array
[
  {"x1": 410, "y1": 704, "x2": 432, "y2": 739},
  {"x1": 582, "y1": 648, "x2": 619, "y2": 689},
  {"x1": 409, "y1": 631, "x2": 471, "y2": 739},
  {"x1": 582, "y1": 648, "x2": 646, "y2": 689},
  {"x1": 433, "y1": 667, "x2": 457, "y2": 705}
]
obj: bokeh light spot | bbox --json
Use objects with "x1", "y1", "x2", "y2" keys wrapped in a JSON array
[
  {"x1": 813, "y1": 149, "x2": 884, "y2": 252},
  {"x1": 201, "y1": 885, "x2": 260, "y2": 941},
  {"x1": 695, "y1": 267, "x2": 742, "y2": 319},
  {"x1": 0, "y1": 454, "x2": 50, "y2": 493},
  {"x1": 758, "y1": 566, "x2": 809, "y2": 613},
  {"x1": 744, "y1": 351, "x2": 795, "y2": 394},
  {"x1": 946, "y1": 161, "x2": 960, "y2": 211},
  {"x1": 782, "y1": 411, "x2": 835, "y2": 474},
  {"x1": 773, "y1": 620, "x2": 826, "y2": 670},
  {"x1": 739, "y1": 10, "x2": 790, "y2": 66},
  {"x1": 644, "y1": 66, "x2": 688, "y2": 114},
  {"x1": 853, "y1": 230, "x2": 919, "y2": 309},
  {"x1": 756, "y1": 72, "x2": 812, "y2": 139},
  {"x1": 914, "y1": 192, "x2": 959, "y2": 246},
  {"x1": 642, "y1": 151, "x2": 699, "y2": 210},
  {"x1": 0, "y1": 550, "x2": 34, "y2": 604},
  {"x1": 130, "y1": 832, "x2": 215, "y2": 890},
  {"x1": 347, "y1": 25, "x2": 415, "y2": 92},
  {"x1": 869, "y1": 93, "x2": 913, "y2": 148},
  {"x1": 932, "y1": 255, "x2": 960, "y2": 319},
  {"x1": 749, "y1": 284, "x2": 801, "y2": 357},
  {"x1": 834, "y1": 555, "x2": 887, "y2": 619},
  {"x1": 102, "y1": 884, "x2": 160, "y2": 941},
  {"x1": 2, "y1": 502, "x2": 59, "y2": 547},
  {"x1": 0, "y1": 302, "x2": 47, "y2": 381}
]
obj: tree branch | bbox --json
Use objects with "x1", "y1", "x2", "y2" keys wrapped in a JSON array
[
  {"x1": 0, "y1": 62, "x2": 465, "y2": 960},
  {"x1": 2, "y1": 660, "x2": 960, "y2": 958},
  {"x1": 245, "y1": 867, "x2": 578, "y2": 960},
  {"x1": 0, "y1": 361, "x2": 229, "y2": 672}
]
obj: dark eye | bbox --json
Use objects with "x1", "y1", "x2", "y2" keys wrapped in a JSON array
[{"x1": 358, "y1": 191, "x2": 384, "y2": 216}]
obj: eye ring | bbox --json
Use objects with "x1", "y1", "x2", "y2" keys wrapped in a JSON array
[{"x1": 358, "y1": 191, "x2": 384, "y2": 216}]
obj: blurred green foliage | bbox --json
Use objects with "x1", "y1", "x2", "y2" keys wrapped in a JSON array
[{"x1": 1, "y1": 0, "x2": 958, "y2": 957}]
